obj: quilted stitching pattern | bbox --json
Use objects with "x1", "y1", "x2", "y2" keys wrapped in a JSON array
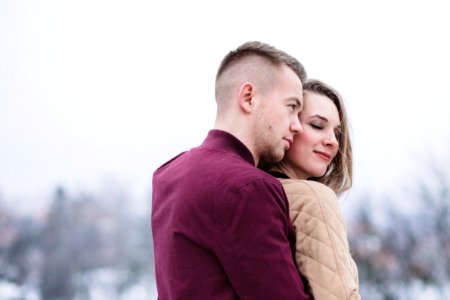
[{"x1": 281, "y1": 179, "x2": 361, "y2": 300}]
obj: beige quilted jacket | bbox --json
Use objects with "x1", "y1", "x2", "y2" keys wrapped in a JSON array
[{"x1": 280, "y1": 179, "x2": 361, "y2": 300}]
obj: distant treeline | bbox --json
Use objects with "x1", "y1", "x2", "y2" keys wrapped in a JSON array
[
  {"x1": 0, "y1": 164, "x2": 449, "y2": 299},
  {"x1": 0, "y1": 187, "x2": 154, "y2": 299}
]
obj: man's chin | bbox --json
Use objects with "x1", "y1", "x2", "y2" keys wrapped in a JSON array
[{"x1": 262, "y1": 150, "x2": 284, "y2": 164}]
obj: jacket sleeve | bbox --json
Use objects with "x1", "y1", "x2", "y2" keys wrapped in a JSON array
[
  {"x1": 214, "y1": 179, "x2": 310, "y2": 300},
  {"x1": 282, "y1": 179, "x2": 361, "y2": 300}
]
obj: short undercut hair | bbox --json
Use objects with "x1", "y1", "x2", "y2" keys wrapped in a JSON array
[
  {"x1": 216, "y1": 41, "x2": 306, "y2": 82},
  {"x1": 215, "y1": 41, "x2": 306, "y2": 113}
]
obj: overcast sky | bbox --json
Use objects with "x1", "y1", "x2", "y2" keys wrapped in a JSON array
[{"x1": 1, "y1": 0, "x2": 449, "y2": 214}]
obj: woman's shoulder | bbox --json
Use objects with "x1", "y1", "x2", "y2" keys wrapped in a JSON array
[
  {"x1": 279, "y1": 179, "x2": 335, "y2": 197},
  {"x1": 280, "y1": 179, "x2": 344, "y2": 223}
]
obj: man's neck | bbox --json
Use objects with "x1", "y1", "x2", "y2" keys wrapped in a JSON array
[{"x1": 214, "y1": 122, "x2": 258, "y2": 166}]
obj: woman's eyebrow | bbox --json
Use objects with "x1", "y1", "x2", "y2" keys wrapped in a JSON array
[{"x1": 309, "y1": 114, "x2": 328, "y2": 122}]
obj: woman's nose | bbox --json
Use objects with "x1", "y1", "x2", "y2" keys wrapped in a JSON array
[{"x1": 325, "y1": 132, "x2": 338, "y2": 148}]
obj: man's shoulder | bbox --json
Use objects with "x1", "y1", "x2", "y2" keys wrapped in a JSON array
[
  {"x1": 196, "y1": 145, "x2": 283, "y2": 190},
  {"x1": 230, "y1": 166, "x2": 281, "y2": 189},
  {"x1": 153, "y1": 151, "x2": 187, "y2": 175},
  {"x1": 152, "y1": 144, "x2": 281, "y2": 190}
]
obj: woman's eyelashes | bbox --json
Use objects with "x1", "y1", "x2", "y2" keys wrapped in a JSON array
[
  {"x1": 309, "y1": 123, "x2": 323, "y2": 130},
  {"x1": 309, "y1": 122, "x2": 341, "y2": 140}
]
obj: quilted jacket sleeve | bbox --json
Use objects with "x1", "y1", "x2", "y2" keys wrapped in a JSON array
[{"x1": 280, "y1": 179, "x2": 361, "y2": 300}]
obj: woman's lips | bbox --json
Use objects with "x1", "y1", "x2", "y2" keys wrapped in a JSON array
[{"x1": 314, "y1": 150, "x2": 331, "y2": 161}]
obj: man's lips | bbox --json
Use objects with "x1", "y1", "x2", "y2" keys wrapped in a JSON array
[
  {"x1": 283, "y1": 138, "x2": 293, "y2": 147},
  {"x1": 314, "y1": 150, "x2": 331, "y2": 161}
]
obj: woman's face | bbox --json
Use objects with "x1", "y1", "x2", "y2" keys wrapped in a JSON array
[{"x1": 284, "y1": 91, "x2": 341, "y2": 179}]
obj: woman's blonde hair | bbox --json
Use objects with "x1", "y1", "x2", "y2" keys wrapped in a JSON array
[{"x1": 304, "y1": 79, "x2": 353, "y2": 196}]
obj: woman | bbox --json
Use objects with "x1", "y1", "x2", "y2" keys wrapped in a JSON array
[{"x1": 269, "y1": 79, "x2": 360, "y2": 300}]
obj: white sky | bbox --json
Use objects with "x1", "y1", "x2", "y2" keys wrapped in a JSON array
[{"x1": 1, "y1": 0, "x2": 450, "y2": 214}]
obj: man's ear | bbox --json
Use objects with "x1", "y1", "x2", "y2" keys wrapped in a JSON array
[{"x1": 238, "y1": 82, "x2": 254, "y2": 113}]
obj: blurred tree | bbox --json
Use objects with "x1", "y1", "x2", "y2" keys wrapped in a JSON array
[
  {"x1": 0, "y1": 196, "x2": 42, "y2": 300},
  {"x1": 348, "y1": 162, "x2": 450, "y2": 299},
  {"x1": 35, "y1": 184, "x2": 154, "y2": 299},
  {"x1": 40, "y1": 187, "x2": 77, "y2": 300}
]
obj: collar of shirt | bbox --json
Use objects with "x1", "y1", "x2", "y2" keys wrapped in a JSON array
[{"x1": 202, "y1": 130, "x2": 255, "y2": 166}]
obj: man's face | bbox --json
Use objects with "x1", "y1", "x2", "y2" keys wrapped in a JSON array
[{"x1": 253, "y1": 65, "x2": 304, "y2": 164}]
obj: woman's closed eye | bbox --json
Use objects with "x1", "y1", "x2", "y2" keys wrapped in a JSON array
[{"x1": 310, "y1": 123, "x2": 323, "y2": 130}]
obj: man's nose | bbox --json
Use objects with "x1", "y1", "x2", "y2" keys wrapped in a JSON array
[{"x1": 291, "y1": 117, "x2": 303, "y2": 134}]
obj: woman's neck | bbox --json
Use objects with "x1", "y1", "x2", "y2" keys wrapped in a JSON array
[{"x1": 271, "y1": 160, "x2": 308, "y2": 180}]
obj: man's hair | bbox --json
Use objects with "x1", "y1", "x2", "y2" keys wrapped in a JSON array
[
  {"x1": 304, "y1": 79, "x2": 353, "y2": 196},
  {"x1": 215, "y1": 41, "x2": 306, "y2": 114},
  {"x1": 216, "y1": 41, "x2": 306, "y2": 82}
]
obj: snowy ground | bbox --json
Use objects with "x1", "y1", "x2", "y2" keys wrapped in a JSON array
[{"x1": 0, "y1": 276, "x2": 158, "y2": 300}]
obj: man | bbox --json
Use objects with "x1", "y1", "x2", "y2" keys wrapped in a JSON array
[{"x1": 152, "y1": 41, "x2": 310, "y2": 299}]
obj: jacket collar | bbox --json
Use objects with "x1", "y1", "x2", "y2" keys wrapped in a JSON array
[{"x1": 202, "y1": 130, "x2": 255, "y2": 166}]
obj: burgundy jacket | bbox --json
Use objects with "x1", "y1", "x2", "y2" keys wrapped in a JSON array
[{"x1": 152, "y1": 130, "x2": 310, "y2": 299}]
